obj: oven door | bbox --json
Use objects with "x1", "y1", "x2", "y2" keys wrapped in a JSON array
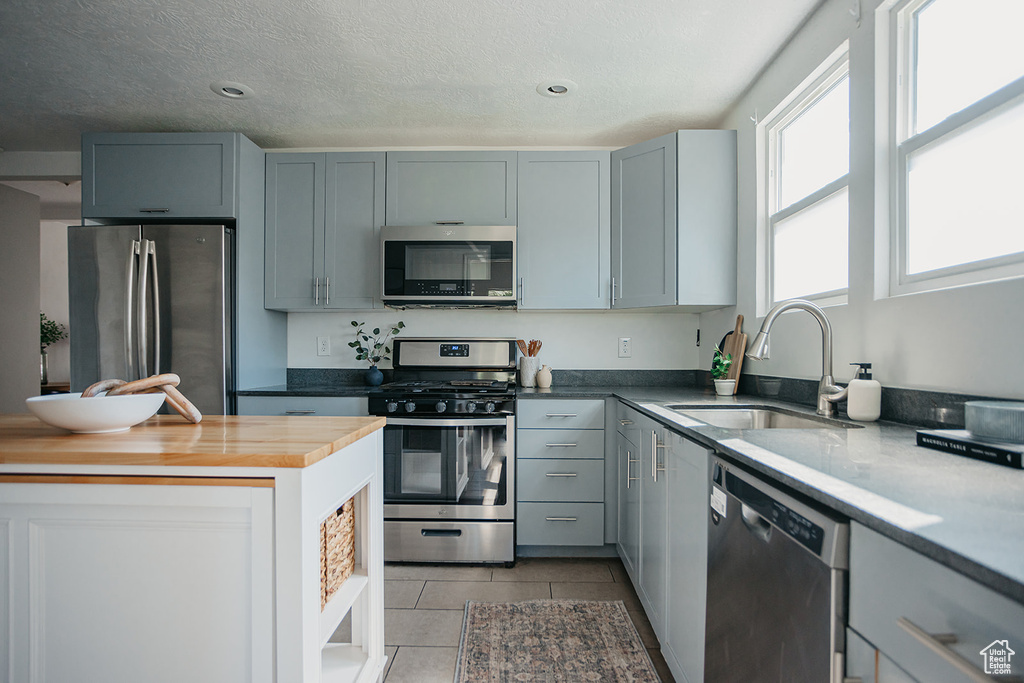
[
  {"x1": 383, "y1": 416, "x2": 514, "y2": 520},
  {"x1": 381, "y1": 225, "x2": 516, "y2": 305}
]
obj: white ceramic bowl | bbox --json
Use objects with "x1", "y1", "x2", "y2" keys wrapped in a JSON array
[{"x1": 26, "y1": 392, "x2": 165, "y2": 433}]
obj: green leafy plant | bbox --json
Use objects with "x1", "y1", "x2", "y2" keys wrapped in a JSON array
[
  {"x1": 40, "y1": 313, "x2": 67, "y2": 353},
  {"x1": 348, "y1": 320, "x2": 405, "y2": 366},
  {"x1": 711, "y1": 345, "x2": 732, "y2": 380}
]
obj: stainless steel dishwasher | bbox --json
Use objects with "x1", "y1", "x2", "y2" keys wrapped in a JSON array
[{"x1": 704, "y1": 455, "x2": 849, "y2": 683}]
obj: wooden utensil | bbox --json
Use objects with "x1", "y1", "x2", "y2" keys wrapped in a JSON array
[
  {"x1": 721, "y1": 315, "x2": 747, "y2": 394},
  {"x1": 517, "y1": 339, "x2": 529, "y2": 356}
]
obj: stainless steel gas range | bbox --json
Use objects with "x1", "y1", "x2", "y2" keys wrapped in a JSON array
[{"x1": 367, "y1": 338, "x2": 516, "y2": 564}]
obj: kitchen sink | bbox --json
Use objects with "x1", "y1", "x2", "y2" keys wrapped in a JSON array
[{"x1": 663, "y1": 405, "x2": 859, "y2": 430}]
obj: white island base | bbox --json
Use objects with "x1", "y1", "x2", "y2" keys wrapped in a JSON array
[{"x1": 0, "y1": 416, "x2": 385, "y2": 683}]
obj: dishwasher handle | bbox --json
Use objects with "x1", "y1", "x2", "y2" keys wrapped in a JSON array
[{"x1": 740, "y1": 503, "x2": 772, "y2": 544}]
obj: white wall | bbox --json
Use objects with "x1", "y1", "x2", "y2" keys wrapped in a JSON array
[
  {"x1": 40, "y1": 221, "x2": 71, "y2": 383},
  {"x1": 699, "y1": 0, "x2": 1024, "y2": 399},
  {"x1": 288, "y1": 309, "x2": 699, "y2": 370},
  {"x1": 0, "y1": 184, "x2": 41, "y2": 411}
]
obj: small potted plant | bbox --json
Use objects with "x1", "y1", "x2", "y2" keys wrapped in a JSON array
[
  {"x1": 349, "y1": 320, "x2": 405, "y2": 386},
  {"x1": 40, "y1": 313, "x2": 68, "y2": 385},
  {"x1": 711, "y1": 345, "x2": 734, "y2": 396}
]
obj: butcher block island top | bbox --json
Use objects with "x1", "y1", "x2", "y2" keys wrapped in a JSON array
[
  {"x1": 0, "y1": 413, "x2": 386, "y2": 469},
  {"x1": 0, "y1": 413, "x2": 387, "y2": 683}
]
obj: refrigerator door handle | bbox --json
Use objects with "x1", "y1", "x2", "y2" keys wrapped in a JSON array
[
  {"x1": 137, "y1": 238, "x2": 151, "y2": 378},
  {"x1": 147, "y1": 240, "x2": 161, "y2": 376},
  {"x1": 125, "y1": 240, "x2": 140, "y2": 380}
]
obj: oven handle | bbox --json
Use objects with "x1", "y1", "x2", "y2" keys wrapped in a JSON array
[{"x1": 385, "y1": 417, "x2": 510, "y2": 427}]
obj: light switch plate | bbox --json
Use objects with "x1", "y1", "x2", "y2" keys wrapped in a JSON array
[
  {"x1": 317, "y1": 336, "x2": 330, "y2": 356},
  {"x1": 618, "y1": 337, "x2": 632, "y2": 358}
]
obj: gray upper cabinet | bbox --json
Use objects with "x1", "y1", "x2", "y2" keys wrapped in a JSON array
[
  {"x1": 517, "y1": 152, "x2": 611, "y2": 309},
  {"x1": 385, "y1": 151, "x2": 517, "y2": 225},
  {"x1": 611, "y1": 130, "x2": 736, "y2": 310},
  {"x1": 265, "y1": 152, "x2": 385, "y2": 311},
  {"x1": 82, "y1": 132, "x2": 238, "y2": 219}
]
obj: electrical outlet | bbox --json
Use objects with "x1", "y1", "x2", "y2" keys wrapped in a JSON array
[
  {"x1": 618, "y1": 337, "x2": 632, "y2": 358},
  {"x1": 317, "y1": 336, "x2": 330, "y2": 356}
]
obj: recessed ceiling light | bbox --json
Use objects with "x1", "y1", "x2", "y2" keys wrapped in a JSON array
[
  {"x1": 537, "y1": 80, "x2": 577, "y2": 98},
  {"x1": 210, "y1": 81, "x2": 254, "y2": 99}
]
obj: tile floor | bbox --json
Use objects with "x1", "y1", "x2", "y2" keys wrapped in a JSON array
[{"x1": 379, "y1": 557, "x2": 675, "y2": 682}]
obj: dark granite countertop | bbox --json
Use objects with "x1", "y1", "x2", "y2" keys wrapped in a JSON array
[{"x1": 240, "y1": 380, "x2": 1024, "y2": 603}]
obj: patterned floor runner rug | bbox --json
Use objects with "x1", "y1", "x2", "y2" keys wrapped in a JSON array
[{"x1": 455, "y1": 599, "x2": 660, "y2": 682}]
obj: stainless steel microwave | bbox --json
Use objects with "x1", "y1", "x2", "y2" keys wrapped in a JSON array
[{"x1": 381, "y1": 225, "x2": 517, "y2": 306}]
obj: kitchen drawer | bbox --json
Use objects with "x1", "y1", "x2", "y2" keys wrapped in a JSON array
[
  {"x1": 517, "y1": 429, "x2": 605, "y2": 460},
  {"x1": 517, "y1": 502, "x2": 605, "y2": 546},
  {"x1": 517, "y1": 459, "x2": 604, "y2": 503},
  {"x1": 236, "y1": 396, "x2": 368, "y2": 416},
  {"x1": 615, "y1": 402, "x2": 643, "y2": 445},
  {"x1": 517, "y1": 399, "x2": 604, "y2": 430},
  {"x1": 849, "y1": 523, "x2": 1024, "y2": 682}
]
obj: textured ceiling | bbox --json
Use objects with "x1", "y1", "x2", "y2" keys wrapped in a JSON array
[{"x1": 0, "y1": 0, "x2": 821, "y2": 152}]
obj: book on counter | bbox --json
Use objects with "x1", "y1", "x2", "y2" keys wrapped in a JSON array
[{"x1": 916, "y1": 429, "x2": 1023, "y2": 469}]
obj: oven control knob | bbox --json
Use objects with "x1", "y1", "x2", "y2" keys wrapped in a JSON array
[
  {"x1": 387, "y1": 402, "x2": 399, "y2": 413},
  {"x1": 484, "y1": 402, "x2": 496, "y2": 414},
  {"x1": 435, "y1": 401, "x2": 447, "y2": 413},
  {"x1": 404, "y1": 402, "x2": 417, "y2": 413},
  {"x1": 466, "y1": 402, "x2": 478, "y2": 413}
]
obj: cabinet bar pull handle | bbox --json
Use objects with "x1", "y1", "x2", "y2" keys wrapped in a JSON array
[
  {"x1": 325, "y1": 276, "x2": 330, "y2": 306},
  {"x1": 435, "y1": 220, "x2": 464, "y2": 225},
  {"x1": 611, "y1": 276, "x2": 617, "y2": 306},
  {"x1": 627, "y1": 452, "x2": 639, "y2": 488},
  {"x1": 545, "y1": 443, "x2": 578, "y2": 448},
  {"x1": 139, "y1": 208, "x2": 170, "y2": 213},
  {"x1": 545, "y1": 517, "x2": 577, "y2": 522},
  {"x1": 651, "y1": 431, "x2": 666, "y2": 482},
  {"x1": 284, "y1": 409, "x2": 316, "y2": 415},
  {"x1": 314, "y1": 277, "x2": 320, "y2": 305},
  {"x1": 619, "y1": 419, "x2": 633, "y2": 425},
  {"x1": 896, "y1": 617, "x2": 1005, "y2": 683},
  {"x1": 545, "y1": 473, "x2": 578, "y2": 477},
  {"x1": 545, "y1": 413, "x2": 578, "y2": 418}
]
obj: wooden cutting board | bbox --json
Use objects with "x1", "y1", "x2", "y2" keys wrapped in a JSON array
[{"x1": 721, "y1": 315, "x2": 747, "y2": 394}]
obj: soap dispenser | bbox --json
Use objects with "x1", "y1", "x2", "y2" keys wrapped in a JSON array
[{"x1": 847, "y1": 362, "x2": 881, "y2": 422}]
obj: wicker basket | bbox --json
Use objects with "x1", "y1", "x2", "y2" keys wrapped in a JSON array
[{"x1": 320, "y1": 497, "x2": 356, "y2": 610}]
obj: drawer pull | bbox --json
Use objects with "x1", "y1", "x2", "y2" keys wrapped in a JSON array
[
  {"x1": 284, "y1": 409, "x2": 316, "y2": 414},
  {"x1": 545, "y1": 443, "x2": 578, "y2": 448},
  {"x1": 139, "y1": 208, "x2": 170, "y2": 213},
  {"x1": 545, "y1": 413, "x2": 578, "y2": 418},
  {"x1": 627, "y1": 454, "x2": 639, "y2": 488},
  {"x1": 545, "y1": 517, "x2": 577, "y2": 522},
  {"x1": 896, "y1": 617, "x2": 1008, "y2": 683},
  {"x1": 545, "y1": 473, "x2": 578, "y2": 478},
  {"x1": 619, "y1": 419, "x2": 634, "y2": 425}
]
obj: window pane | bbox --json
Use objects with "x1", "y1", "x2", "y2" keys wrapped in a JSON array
[
  {"x1": 778, "y1": 75, "x2": 849, "y2": 209},
  {"x1": 914, "y1": 0, "x2": 1024, "y2": 133},
  {"x1": 773, "y1": 188, "x2": 849, "y2": 301},
  {"x1": 906, "y1": 101, "x2": 1024, "y2": 274}
]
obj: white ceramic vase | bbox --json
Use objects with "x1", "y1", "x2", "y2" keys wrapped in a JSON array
[
  {"x1": 714, "y1": 379, "x2": 736, "y2": 396},
  {"x1": 520, "y1": 357, "x2": 540, "y2": 387}
]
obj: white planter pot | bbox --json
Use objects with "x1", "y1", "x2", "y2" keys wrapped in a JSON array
[{"x1": 713, "y1": 379, "x2": 736, "y2": 396}]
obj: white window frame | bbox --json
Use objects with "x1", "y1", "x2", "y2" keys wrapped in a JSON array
[
  {"x1": 758, "y1": 44, "x2": 851, "y2": 316},
  {"x1": 887, "y1": 0, "x2": 1024, "y2": 296}
]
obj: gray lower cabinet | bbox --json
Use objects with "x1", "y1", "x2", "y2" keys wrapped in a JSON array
[
  {"x1": 516, "y1": 152, "x2": 611, "y2": 309},
  {"x1": 637, "y1": 416, "x2": 669, "y2": 639},
  {"x1": 610, "y1": 130, "x2": 737, "y2": 310},
  {"x1": 848, "y1": 522, "x2": 1024, "y2": 683},
  {"x1": 82, "y1": 132, "x2": 240, "y2": 219},
  {"x1": 517, "y1": 399, "x2": 605, "y2": 547},
  {"x1": 385, "y1": 151, "x2": 517, "y2": 225},
  {"x1": 265, "y1": 152, "x2": 384, "y2": 311},
  {"x1": 846, "y1": 629, "x2": 917, "y2": 683},
  {"x1": 662, "y1": 431, "x2": 709, "y2": 683},
  {"x1": 236, "y1": 396, "x2": 368, "y2": 416},
  {"x1": 615, "y1": 407, "x2": 642, "y2": 581}
]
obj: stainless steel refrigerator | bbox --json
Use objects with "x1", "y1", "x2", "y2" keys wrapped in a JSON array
[{"x1": 69, "y1": 224, "x2": 234, "y2": 415}]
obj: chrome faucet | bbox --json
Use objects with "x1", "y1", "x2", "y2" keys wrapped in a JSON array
[{"x1": 745, "y1": 299, "x2": 848, "y2": 417}]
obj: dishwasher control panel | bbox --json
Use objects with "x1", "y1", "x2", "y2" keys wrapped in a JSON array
[{"x1": 726, "y1": 469, "x2": 825, "y2": 556}]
